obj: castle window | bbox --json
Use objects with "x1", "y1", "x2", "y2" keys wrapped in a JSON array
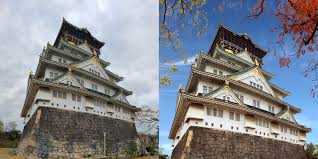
[
  {"x1": 268, "y1": 105, "x2": 275, "y2": 113},
  {"x1": 219, "y1": 71, "x2": 223, "y2": 76},
  {"x1": 220, "y1": 124, "x2": 222, "y2": 128},
  {"x1": 240, "y1": 95, "x2": 244, "y2": 102},
  {"x1": 58, "y1": 58, "x2": 62, "y2": 63},
  {"x1": 229, "y1": 112, "x2": 234, "y2": 120},
  {"x1": 231, "y1": 126, "x2": 233, "y2": 129},
  {"x1": 63, "y1": 59, "x2": 66, "y2": 63},
  {"x1": 218, "y1": 110, "x2": 223, "y2": 118},
  {"x1": 105, "y1": 88, "x2": 110, "y2": 95},
  {"x1": 203, "y1": 86, "x2": 207, "y2": 94},
  {"x1": 92, "y1": 84, "x2": 98, "y2": 91},
  {"x1": 253, "y1": 100, "x2": 260, "y2": 108},
  {"x1": 62, "y1": 92, "x2": 67, "y2": 99},
  {"x1": 77, "y1": 95, "x2": 81, "y2": 102},
  {"x1": 213, "y1": 108, "x2": 217, "y2": 116},
  {"x1": 207, "y1": 107, "x2": 212, "y2": 116},
  {"x1": 213, "y1": 69, "x2": 218, "y2": 74},
  {"x1": 208, "y1": 87, "x2": 213, "y2": 93},
  {"x1": 280, "y1": 125, "x2": 283, "y2": 132},
  {"x1": 58, "y1": 91, "x2": 62, "y2": 98},
  {"x1": 205, "y1": 122, "x2": 208, "y2": 126},
  {"x1": 72, "y1": 94, "x2": 76, "y2": 101},
  {"x1": 53, "y1": 90, "x2": 57, "y2": 97},
  {"x1": 235, "y1": 113, "x2": 240, "y2": 121}
]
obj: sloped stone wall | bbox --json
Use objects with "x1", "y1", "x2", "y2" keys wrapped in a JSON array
[
  {"x1": 17, "y1": 107, "x2": 139, "y2": 159},
  {"x1": 171, "y1": 126, "x2": 307, "y2": 159}
]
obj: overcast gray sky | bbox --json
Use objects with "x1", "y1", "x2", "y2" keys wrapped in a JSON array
[{"x1": 0, "y1": 0, "x2": 158, "y2": 130}]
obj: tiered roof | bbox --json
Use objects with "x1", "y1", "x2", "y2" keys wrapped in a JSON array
[
  {"x1": 54, "y1": 18, "x2": 105, "y2": 55},
  {"x1": 208, "y1": 25, "x2": 267, "y2": 59}
]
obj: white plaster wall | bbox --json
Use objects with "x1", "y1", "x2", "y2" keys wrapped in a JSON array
[
  {"x1": 74, "y1": 75, "x2": 116, "y2": 96},
  {"x1": 196, "y1": 81, "x2": 220, "y2": 96},
  {"x1": 204, "y1": 64, "x2": 231, "y2": 76},
  {"x1": 24, "y1": 89, "x2": 134, "y2": 124},
  {"x1": 232, "y1": 89, "x2": 283, "y2": 114},
  {"x1": 76, "y1": 60, "x2": 109, "y2": 80},
  {"x1": 172, "y1": 106, "x2": 304, "y2": 149},
  {"x1": 51, "y1": 55, "x2": 74, "y2": 64},
  {"x1": 196, "y1": 79, "x2": 283, "y2": 114},
  {"x1": 44, "y1": 68, "x2": 64, "y2": 80}
]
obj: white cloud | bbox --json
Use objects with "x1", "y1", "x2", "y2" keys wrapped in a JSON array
[
  {"x1": 162, "y1": 55, "x2": 197, "y2": 66},
  {"x1": 0, "y1": 0, "x2": 158, "y2": 130}
]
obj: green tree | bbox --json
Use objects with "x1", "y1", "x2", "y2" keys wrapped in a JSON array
[
  {"x1": 0, "y1": 120, "x2": 4, "y2": 132},
  {"x1": 5, "y1": 121, "x2": 17, "y2": 132},
  {"x1": 306, "y1": 143, "x2": 318, "y2": 159}
]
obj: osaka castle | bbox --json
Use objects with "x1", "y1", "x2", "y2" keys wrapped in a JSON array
[
  {"x1": 18, "y1": 19, "x2": 139, "y2": 158},
  {"x1": 170, "y1": 25, "x2": 311, "y2": 159}
]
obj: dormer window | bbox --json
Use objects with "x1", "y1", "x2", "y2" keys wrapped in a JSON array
[
  {"x1": 268, "y1": 105, "x2": 275, "y2": 113},
  {"x1": 208, "y1": 86, "x2": 213, "y2": 93},
  {"x1": 253, "y1": 100, "x2": 260, "y2": 108},
  {"x1": 203, "y1": 86, "x2": 207, "y2": 94},
  {"x1": 223, "y1": 96, "x2": 230, "y2": 102},
  {"x1": 66, "y1": 81, "x2": 72, "y2": 86},
  {"x1": 50, "y1": 72, "x2": 54, "y2": 78},
  {"x1": 91, "y1": 84, "x2": 98, "y2": 91},
  {"x1": 213, "y1": 69, "x2": 218, "y2": 74},
  {"x1": 235, "y1": 94, "x2": 244, "y2": 102},
  {"x1": 105, "y1": 88, "x2": 110, "y2": 95},
  {"x1": 250, "y1": 81, "x2": 263, "y2": 91}
]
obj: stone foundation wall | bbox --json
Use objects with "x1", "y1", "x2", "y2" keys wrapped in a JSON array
[
  {"x1": 17, "y1": 107, "x2": 139, "y2": 159},
  {"x1": 171, "y1": 126, "x2": 307, "y2": 159}
]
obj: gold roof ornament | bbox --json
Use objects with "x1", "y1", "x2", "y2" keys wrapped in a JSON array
[
  {"x1": 92, "y1": 49, "x2": 97, "y2": 55},
  {"x1": 254, "y1": 58, "x2": 260, "y2": 66},
  {"x1": 178, "y1": 84, "x2": 183, "y2": 92},
  {"x1": 67, "y1": 39, "x2": 76, "y2": 45},
  {"x1": 90, "y1": 56, "x2": 99, "y2": 64}
]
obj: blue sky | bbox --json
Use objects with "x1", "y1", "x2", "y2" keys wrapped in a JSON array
[{"x1": 159, "y1": 0, "x2": 318, "y2": 155}]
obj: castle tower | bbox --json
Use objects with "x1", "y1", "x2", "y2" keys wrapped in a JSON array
[
  {"x1": 170, "y1": 25, "x2": 311, "y2": 159},
  {"x1": 17, "y1": 19, "x2": 140, "y2": 158}
]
